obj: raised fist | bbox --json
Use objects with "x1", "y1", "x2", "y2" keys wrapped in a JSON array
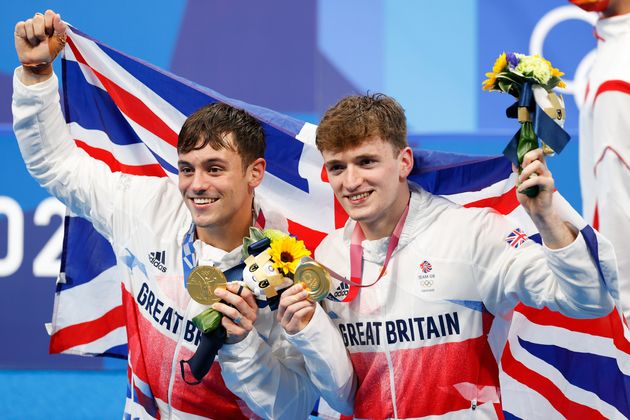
[{"x1": 14, "y1": 10, "x2": 67, "y2": 75}]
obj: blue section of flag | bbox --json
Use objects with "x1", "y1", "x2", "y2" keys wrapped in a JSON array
[
  {"x1": 59, "y1": 216, "x2": 116, "y2": 292},
  {"x1": 519, "y1": 336, "x2": 630, "y2": 417},
  {"x1": 503, "y1": 411, "x2": 524, "y2": 420},
  {"x1": 99, "y1": 344, "x2": 128, "y2": 360},
  {"x1": 411, "y1": 151, "x2": 511, "y2": 195},
  {"x1": 64, "y1": 61, "x2": 144, "y2": 146}
]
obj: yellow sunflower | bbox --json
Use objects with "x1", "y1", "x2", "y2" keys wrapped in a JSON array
[
  {"x1": 542, "y1": 57, "x2": 565, "y2": 78},
  {"x1": 541, "y1": 57, "x2": 566, "y2": 88},
  {"x1": 269, "y1": 236, "x2": 311, "y2": 275},
  {"x1": 482, "y1": 72, "x2": 497, "y2": 91},
  {"x1": 482, "y1": 52, "x2": 507, "y2": 91},
  {"x1": 493, "y1": 52, "x2": 508, "y2": 74}
]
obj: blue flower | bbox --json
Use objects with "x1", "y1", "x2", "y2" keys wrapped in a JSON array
[{"x1": 506, "y1": 52, "x2": 519, "y2": 69}]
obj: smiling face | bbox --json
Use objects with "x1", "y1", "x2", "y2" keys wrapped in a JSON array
[
  {"x1": 323, "y1": 136, "x2": 413, "y2": 240},
  {"x1": 178, "y1": 133, "x2": 265, "y2": 249}
]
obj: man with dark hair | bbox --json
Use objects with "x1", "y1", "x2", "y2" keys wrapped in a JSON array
[
  {"x1": 12, "y1": 10, "x2": 353, "y2": 419},
  {"x1": 278, "y1": 93, "x2": 618, "y2": 418},
  {"x1": 177, "y1": 102, "x2": 266, "y2": 160}
]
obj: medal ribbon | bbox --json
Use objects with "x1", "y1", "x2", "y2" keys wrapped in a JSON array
[
  {"x1": 182, "y1": 224, "x2": 197, "y2": 287},
  {"x1": 325, "y1": 202, "x2": 410, "y2": 303},
  {"x1": 180, "y1": 211, "x2": 265, "y2": 385}
]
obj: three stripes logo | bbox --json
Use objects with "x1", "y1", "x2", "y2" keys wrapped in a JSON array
[
  {"x1": 148, "y1": 251, "x2": 167, "y2": 273},
  {"x1": 333, "y1": 281, "x2": 349, "y2": 299}
]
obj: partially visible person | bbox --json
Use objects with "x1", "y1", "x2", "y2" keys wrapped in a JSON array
[
  {"x1": 571, "y1": 0, "x2": 630, "y2": 321},
  {"x1": 279, "y1": 93, "x2": 618, "y2": 418},
  {"x1": 12, "y1": 10, "x2": 353, "y2": 419}
]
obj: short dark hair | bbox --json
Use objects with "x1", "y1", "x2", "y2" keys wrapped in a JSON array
[
  {"x1": 316, "y1": 93, "x2": 407, "y2": 155},
  {"x1": 178, "y1": 102, "x2": 265, "y2": 167}
]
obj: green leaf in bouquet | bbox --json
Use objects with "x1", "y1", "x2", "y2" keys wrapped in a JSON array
[
  {"x1": 498, "y1": 80, "x2": 513, "y2": 94},
  {"x1": 242, "y1": 226, "x2": 267, "y2": 258},
  {"x1": 249, "y1": 226, "x2": 266, "y2": 240},
  {"x1": 242, "y1": 238, "x2": 255, "y2": 258},
  {"x1": 546, "y1": 76, "x2": 562, "y2": 91},
  {"x1": 497, "y1": 72, "x2": 525, "y2": 86}
]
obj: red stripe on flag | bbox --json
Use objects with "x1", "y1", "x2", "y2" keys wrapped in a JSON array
[
  {"x1": 49, "y1": 304, "x2": 126, "y2": 354},
  {"x1": 334, "y1": 196, "x2": 349, "y2": 229},
  {"x1": 464, "y1": 187, "x2": 519, "y2": 215},
  {"x1": 75, "y1": 140, "x2": 167, "y2": 177},
  {"x1": 502, "y1": 341, "x2": 607, "y2": 419},
  {"x1": 66, "y1": 36, "x2": 179, "y2": 148},
  {"x1": 515, "y1": 304, "x2": 630, "y2": 354},
  {"x1": 287, "y1": 219, "x2": 328, "y2": 252}
]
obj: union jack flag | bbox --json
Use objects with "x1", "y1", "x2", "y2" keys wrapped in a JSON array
[
  {"x1": 49, "y1": 25, "x2": 630, "y2": 419},
  {"x1": 505, "y1": 227, "x2": 529, "y2": 249},
  {"x1": 419, "y1": 260, "x2": 432, "y2": 273}
]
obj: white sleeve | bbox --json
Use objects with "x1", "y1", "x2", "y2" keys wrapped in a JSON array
[
  {"x1": 11, "y1": 68, "x2": 176, "y2": 244},
  {"x1": 592, "y1": 92, "x2": 630, "y2": 320},
  {"x1": 472, "y1": 210, "x2": 615, "y2": 318},
  {"x1": 284, "y1": 303, "x2": 356, "y2": 415},
  {"x1": 12, "y1": 68, "x2": 121, "y2": 242},
  {"x1": 217, "y1": 314, "x2": 319, "y2": 420}
]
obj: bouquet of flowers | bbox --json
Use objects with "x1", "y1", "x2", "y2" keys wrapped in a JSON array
[
  {"x1": 483, "y1": 52, "x2": 566, "y2": 95},
  {"x1": 483, "y1": 52, "x2": 570, "y2": 197}
]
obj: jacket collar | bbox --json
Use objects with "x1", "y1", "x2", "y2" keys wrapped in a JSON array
[{"x1": 341, "y1": 182, "x2": 444, "y2": 264}]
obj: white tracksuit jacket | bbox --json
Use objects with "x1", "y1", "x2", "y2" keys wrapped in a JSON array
[
  {"x1": 313, "y1": 184, "x2": 616, "y2": 419},
  {"x1": 579, "y1": 12, "x2": 630, "y2": 321},
  {"x1": 12, "y1": 69, "x2": 354, "y2": 420}
]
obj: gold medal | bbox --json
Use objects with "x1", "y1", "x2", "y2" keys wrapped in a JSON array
[
  {"x1": 294, "y1": 258, "x2": 331, "y2": 302},
  {"x1": 186, "y1": 266, "x2": 227, "y2": 305}
]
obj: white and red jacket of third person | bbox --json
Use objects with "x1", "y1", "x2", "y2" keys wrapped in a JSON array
[
  {"x1": 314, "y1": 184, "x2": 615, "y2": 419},
  {"x1": 579, "y1": 12, "x2": 630, "y2": 321},
  {"x1": 12, "y1": 70, "x2": 354, "y2": 420}
]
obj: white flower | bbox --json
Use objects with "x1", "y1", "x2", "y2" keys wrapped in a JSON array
[{"x1": 515, "y1": 55, "x2": 552, "y2": 85}]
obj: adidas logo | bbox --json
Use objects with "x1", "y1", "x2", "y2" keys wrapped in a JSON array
[
  {"x1": 148, "y1": 251, "x2": 167, "y2": 273},
  {"x1": 333, "y1": 282, "x2": 349, "y2": 298}
]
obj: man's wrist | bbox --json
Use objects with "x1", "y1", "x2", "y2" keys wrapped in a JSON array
[
  {"x1": 18, "y1": 65, "x2": 53, "y2": 85},
  {"x1": 537, "y1": 215, "x2": 578, "y2": 250}
]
